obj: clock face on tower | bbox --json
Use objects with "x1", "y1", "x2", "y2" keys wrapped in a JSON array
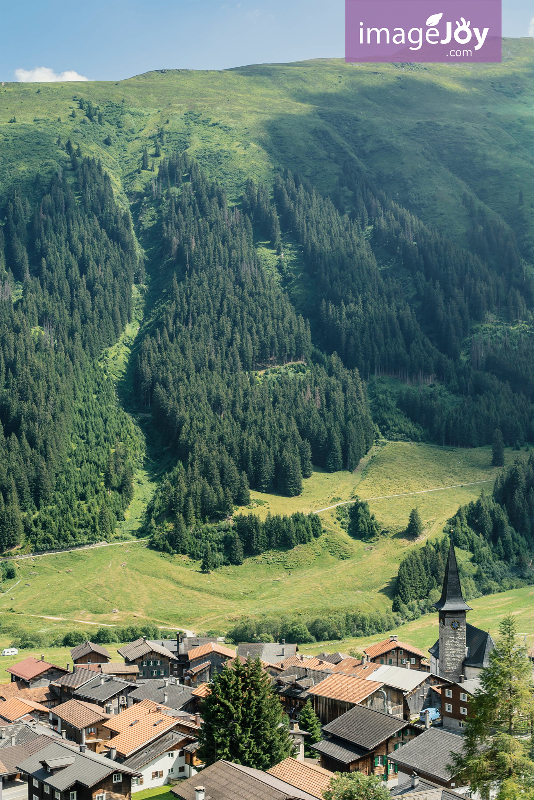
[{"x1": 451, "y1": 620, "x2": 460, "y2": 630}]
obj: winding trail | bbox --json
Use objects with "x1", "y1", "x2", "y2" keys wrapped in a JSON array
[
  {"x1": 313, "y1": 478, "x2": 494, "y2": 514},
  {"x1": 0, "y1": 539, "x2": 149, "y2": 564}
]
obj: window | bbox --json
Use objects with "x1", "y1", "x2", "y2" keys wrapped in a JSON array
[
  {"x1": 44, "y1": 786, "x2": 50, "y2": 794},
  {"x1": 139, "y1": 671, "x2": 144, "y2": 677},
  {"x1": 168, "y1": 769, "x2": 173, "y2": 775},
  {"x1": 168, "y1": 753, "x2": 174, "y2": 758},
  {"x1": 34, "y1": 795, "x2": 39, "y2": 800},
  {"x1": 34, "y1": 780, "x2": 40, "y2": 788},
  {"x1": 460, "y1": 693, "x2": 468, "y2": 702},
  {"x1": 87, "y1": 659, "x2": 91, "y2": 664},
  {"x1": 445, "y1": 703, "x2": 453, "y2": 713},
  {"x1": 396, "y1": 731, "x2": 402, "y2": 737},
  {"x1": 160, "y1": 670, "x2": 164, "y2": 676},
  {"x1": 70, "y1": 792, "x2": 77, "y2": 800},
  {"x1": 178, "y1": 750, "x2": 185, "y2": 756},
  {"x1": 374, "y1": 755, "x2": 384, "y2": 767},
  {"x1": 55, "y1": 793, "x2": 61, "y2": 800},
  {"x1": 410, "y1": 658, "x2": 416, "y2": 665},
  {"x1": 459, "y1": 721, "x2": 466, "y2": 729},
  {"x1": 152, "y1": 670, "x2": 157, "y2": 676},
  {"x1": 399, "y1": 649, "x2": 403, "y2": 655},
  {"x1": 445, "y1": 689, "x2": 453, "y2": 698},
  {"x1": 113, "y1": 774, "x2": 122, "y2": 784},
  {"x1": 96, "y1": 795, "x2": 105, "y2": 800},
  {"x1": 142, "y1": 660, "x2": 147, "y2": 666},
  {"x1": 401, "y1": 658, "x2": 406, "y2": 664},
  {"x1": 87, "y1": 727, "x2": 96, "y2": 735},
  {"x1": 151, "y1": 771, "x2": 163, "y2": 780},
  {"x1": 178, "y1": 767, "x2": 185, "y2": 774},
  {"x1": 388, "y1": 659, "x2": 393, "y2": 665},
  {"x1": 132, "y1": 779, "x2": 139, "y2": 788},
  {"x1": 460, "y1": 707, "x2": 467, "y2": 715}
]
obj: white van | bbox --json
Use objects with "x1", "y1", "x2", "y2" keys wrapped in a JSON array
[{"x1": 1, "y1": 648, "x2": 18, "y2": 656}]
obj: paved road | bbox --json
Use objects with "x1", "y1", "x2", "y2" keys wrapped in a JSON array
[{"x1": 313, "y1": 479, "x2": 494, "y2": 513}]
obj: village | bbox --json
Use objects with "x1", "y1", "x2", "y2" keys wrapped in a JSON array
[{"x1": 0, "y1": 543, "x2": 519, "y2": 800}]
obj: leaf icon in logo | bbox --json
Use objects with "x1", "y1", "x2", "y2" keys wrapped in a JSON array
[{"x1": 426, "y1": 12, "x2": 443, "y2": 26}]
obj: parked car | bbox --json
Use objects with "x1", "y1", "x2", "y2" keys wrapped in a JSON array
[
  {"x1": 1, "y1": 648, "x2": 18, "y2": 656},
  {"x1": 419, "y1": 707, "x2": 441, "y2": 724}
]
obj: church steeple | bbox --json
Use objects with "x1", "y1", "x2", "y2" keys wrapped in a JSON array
[{"x1": 434, "y1": 541, "x2": 472, "y2": 613}]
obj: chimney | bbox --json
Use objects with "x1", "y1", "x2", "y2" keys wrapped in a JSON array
[
  {"x1": 66, "y1": 664, "x2": 70, "y2": 673},
  {"x1": 390, "y1": 635, "x2": 398, "y2": 642},
  {"x1": 459, "y1": 674, "x2": 465, "y2": 683},
  {"x1": 100, "y1": 676, "x2": 105, "y2": 685},
  {"x1": 411, "y1": 774, "x2": 419, "y2": 788},
  {"x1": 10, "y1": 736, "x2": 15, "y2": 747},
  {"x1": 406, "y1": 661, "x2": 410, "y2": 670},
  {"x1": 163, "y1": 693, "x2": 168, "y2": 704},
  {"x1": 195, "y1": 714, "x2": 201, "y2": 726},
  {"x1": 41, "y1": 654, "x2": 45, "y2": 661},
  {"x1": 61, "y1": 731, "x2": 66, "y2": 739},
  {"x1": 195, "y1": 788, "x2": 205, "y2": 800},
  {"x1": 79, "y1": 744, "x2": 86, "y2": 754},
  {"x1": 143, "y1": 636, "x2": 147, "y2": 642},
  {"x1": 109, "y1": 747, "x2": 116, "y2": 761},
  {"x1": 424, "y1": 710, "x2": 430, "y2": 730},
  {"x1": 282, "y1": 639, "x2": 285, "y2": 645},
  {"x1": 163, "y1": 678, "x2": 169, "y2": 687},
  {"x1": 0, "y1": 728, "x2": 5, "y2": 739}
]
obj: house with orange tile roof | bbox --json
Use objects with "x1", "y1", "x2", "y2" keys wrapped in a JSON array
[
  {"x1": 267, "y1": 757, "x2": 334, "y2": 799},
  {"x1": 6, "y1": 657, "x2": 68, "y2": 688},
  {"x1": 0, "y1": 696, "x2": 49, "y2": 723},
  {"x1": 0, "y1": 682, "x2": 56, "y2": 708},
  {"x1": 307, "y1": 672, "x2": 386, "y2": 724},
  {"x1": 185, "y1": 642, "x2": 236, "y2": 682},
  {"x1": 364, "y1": 635, "x2": 429, "y2": 671}
]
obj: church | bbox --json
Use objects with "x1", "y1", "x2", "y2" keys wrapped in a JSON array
[{"x1": 429, "y1": 542, "x2": 494, "y2": 682}]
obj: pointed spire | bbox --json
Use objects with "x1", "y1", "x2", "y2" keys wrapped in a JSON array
[{"x1": 434, "y1": 541, "x2": 472, "y2": 612}]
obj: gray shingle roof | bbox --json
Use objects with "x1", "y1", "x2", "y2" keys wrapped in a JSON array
[
  {"x1": 73, "y1": 676, "x2": 134, "y2": 703},
  {"x1": 323, "y1": 704, "x2": 409, "y2": 750},
  {"x1": 128, "y1": 680, "x2": 194, "y2": 709},
  {"x1": 237, "y1": 643, "x2": 297, "y2": 664},
  {"x1": 0, "y1": 734, "x2": 53, "y2": 776},
  {"x1": 171, "y1": 759, "x2": 318, "y2": 800},
  {"x1": 434, "y1": 543, "x2": 472, "y2": 613},
  {"x1": 117, "y1": 638, "x2": 177, "y2": 662},
  {"x1": 177, "y1": 638, "x2": 217, "y2": 655},
  {"x1": 429, "y1": 624, "x2": 494, "y2": 670},
  {"x1": 278, "y1": 666, "x2": 333, "y2": 683},
  {"x1": 317, "y1": 653, "x2": 349, "y2": 665},
  {"x1": 312, "y1": 738, "x2": 368, "y2": 765},
  {"x1": 70, "y1": 642, "x2": 111, "y2": 662},
  {"x1": 0, "y1": 722, "x2": 43, "y2": 748},
  {"x1": 387, "y1": 728, "x2": 464, "y2": 782},
  {"x1": 122, "y1": 729, "x2": 193, "y2": 770},
  {"x1": 17, "y1": 741, "x2": 140, "y2": 790},
  {"x1": 391, "y1": 776, "x2": 466, "y2": 800},
  {"x1": 52, "y1": 668, "x2": 96, "y2": 690}
]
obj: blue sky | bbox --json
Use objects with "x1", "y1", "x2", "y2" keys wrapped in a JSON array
[{"x1": 0, "y1": 0, "x2": 532, "y2": 82}]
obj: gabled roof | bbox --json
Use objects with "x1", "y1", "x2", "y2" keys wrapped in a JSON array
[
  {"x1": 330, "y1": 658, "x2": 370, "y2": 675},
  {"x1": 52, "y1": 668, "x2": 96, "y2": 690},
  {"x1": 316, "y1": 653, "x2": 349, "y2": 665},
  {"x1": 0, "y1": 697, "x2": 49, "y2": 722},
  {"x1": 73, "y1": 675, "x2": 133, "y2": 703},
  {"x1": 267, "y1": 757, "x2": 334, "y2": 799},
  {"x1": 387, "y1": 728, "x2": 464, "y2": 783},
  {"x1": 187, "y1": 661, "x2": 211, "y2": 676},
  {"x1": 100, "y1": 663, "x2": 139, "y2": 675},
  {"x1": 236, "y1": 643, "x2": 297, "y2": 665},
  {"x1": 363, "y1": 665, "x2": 432, "y2": 693},
  {"x1": 117, "y1": 638, "x2": 177, "y2": 662},
  {"x1": 171, "y1": 759, "x2": 319, "y2": 800},
  {"x1": 122, "y1": 729, "x2": 194, "y2": 770},
  {"x1": 322, "y1": 703, "x2": 410, "y2": 750},
  {"x1": 307, "y1": 673, "x2": 383, "y2": 704},
  {"x1": 101, "y1": 702, "x2": 178, "y2": 757},
  {"x1": 274, "y1": 655, "x2": 333, "y2": 671},
  {"x1": 434, "y1": 543, "x2": 472, "y2": 613},
  {"x1": 0, "y1": 735, "x2": 53, "y2": 777},
  {"x1": 0, "y1": 683, "x2": 55, "y2": 706},
  {"x1": 191, "y1": 683, "x2": 210, "y2": 698},
  {"x1": 17, "y1": 740, "x2": 140, "y2": 789},
  {"x1": 187, "y1": 642, "x2": 236, "y2": 661},
  {"x1": 312, "y1": 738, "x2": 368, "y2": 765},
  {"x1": 51, "y1": 699, "x2": 110, "y2": 729},
  {"x1": 364, "y1": 638, "x2": 426, "y2": 659},
  {"x1": 391, "y1": 776, "x2": 466, "y2": 800},
  {"x1": 429, "y1": 624, "x2": 494, "y2": 670},
  {"x1": 0, "y1": 722, "x2": 47, "y2": 748},
  {"x1": 7, "y1": 658, "x2": 67, "y2": 682},
  {"x1": 127, "y1": 681, "x2": 194, "y2": 709},
  {"x1": 70, "y1": 642, "x2": 111, "y2": 662}
]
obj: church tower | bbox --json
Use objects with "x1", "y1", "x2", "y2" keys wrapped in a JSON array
[{"x1": 434, "y1": 542, "x2": 472, "y2": 681}]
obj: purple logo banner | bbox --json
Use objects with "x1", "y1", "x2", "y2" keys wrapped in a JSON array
[{"x1": 346, "y1": 0, "x2": 502, "y2": 63}]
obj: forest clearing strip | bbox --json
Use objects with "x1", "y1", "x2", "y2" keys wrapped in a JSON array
[{"x1": 313, "y1": 479, "x2": 494, "y2": 513}]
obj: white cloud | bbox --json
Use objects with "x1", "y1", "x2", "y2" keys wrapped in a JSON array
[
  {"x1": 14, "y1": 67, "x2": 89, "y2": 83},
  {"x1": 529, "y1": 17, "x2": 534, "y2": 37}
]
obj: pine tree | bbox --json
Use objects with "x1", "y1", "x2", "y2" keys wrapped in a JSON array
[
  {"x1": 492, "y1": 428, "x2": 505, "y2": 467},
  {"x1": 406, "y1": 507, "x2": 423, "y2": 539},
  {"x1": 298, "y1": 699, "x2": 322, "y2": 755},
  {"x1": 142, "y1": 148, "x2": 149, "y2": 170},
  {"x1": 452, "y1": 615, "x2": 534, "y2": 797},
  {"x1": 348, "y1": 498, "x2": 380, "y2": 540},
  {"x1": 201, "y1": 544, "x2": 215, "y2": 573},
  {"x1": 229, "y1": 533, "x2": 244, "y2": 565},
  {"x1": 236, "y1": 472, "x2": 250, "y2": 506},
  {"x1": 199, "y1": 657, "x2": 293, "y2": 768}
]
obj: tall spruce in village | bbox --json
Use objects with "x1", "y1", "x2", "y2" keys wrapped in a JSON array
[
  {"x1": 298, "y1": 699, "x2": 322, "y2": 755},
  {"x1": 199, "y1": 658, "x2": 293, "y2": 769},
  {"x1": 451, "y1": 615, "x2": 534, "y2": 799}
]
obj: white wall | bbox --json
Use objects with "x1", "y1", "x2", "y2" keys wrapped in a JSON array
[{"x1": 131, "y1": 749, "x2": 187, "y2": 791}]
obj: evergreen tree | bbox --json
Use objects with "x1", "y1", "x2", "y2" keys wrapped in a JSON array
[
  {"x1": 493, "y1": 429, "x2": 505, "y2": 467},
  {"x1": 298, "y1": 699, "x2": 322, "y2": 755},
  {"x1": 406, "y1": 507, "x2": 423, "y2": 539},
  {"x1": 347, "y1": 498, "x2": 380, "y2": 540},
  {"x1": 142, "y1": 148, "x2": 149, "y2": 170},
  {"x1": 324, "y1": 772, "x2": 390, "y2": 800},
  {"x1": 201, "y1": 544, "x2": 215, "y2": 573},
  {"x1": 199, "y1": 657, "x2": 293, "y2": 768},
  {"x1": 452, "y1": 615, "x2": 534, "y2": 798},
  {"x1": 229, "y1": 533, "x2": 244, "y2": 566}
]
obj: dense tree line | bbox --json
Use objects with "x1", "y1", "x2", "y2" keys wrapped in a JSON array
[
  {"x1": 274, "y1": 166, "x2": 534, "y2": 446},
  {"x1": 0, "y1": 158, "x2": 142, "y2": 552},
  {"x1": 150, "y1": 509, "x2": 323, "y2": 566},
  {"x1": 135, "y1": 153, "x2": 373, "y2": 542},
  {"x1": 393, "y1": 458, "x2": 534, "y2": 610}
]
